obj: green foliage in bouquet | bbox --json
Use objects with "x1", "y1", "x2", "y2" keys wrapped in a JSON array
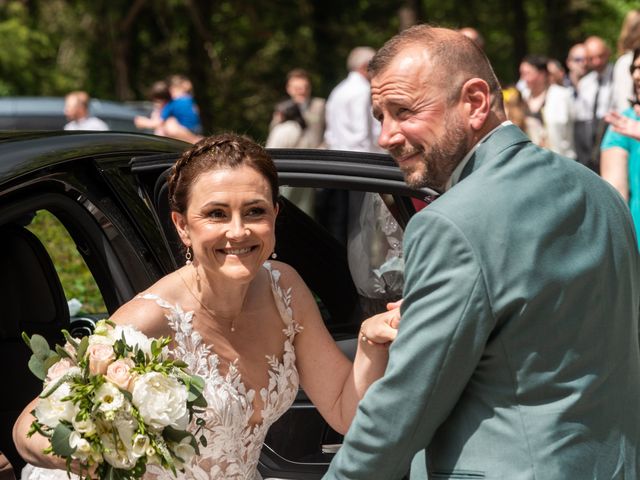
[{"x1": 22, "y1": 320, "x2": 207, "y2": 480}]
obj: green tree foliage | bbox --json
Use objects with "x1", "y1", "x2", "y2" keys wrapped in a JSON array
[{"x1": 0, "y1": 0, "x2": 638, "y2": 141}]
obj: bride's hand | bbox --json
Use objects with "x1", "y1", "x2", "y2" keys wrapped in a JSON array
[{"x1": 359, "y1": 305, "x2": 401, "y2": 347}]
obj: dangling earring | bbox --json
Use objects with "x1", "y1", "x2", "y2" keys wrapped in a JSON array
[
  {"x1": 271, "y1": 252, "x2": 277, "y2": 259},
  {"x1": 185, "y1": 246, "x2": 192, "y2": 265}
]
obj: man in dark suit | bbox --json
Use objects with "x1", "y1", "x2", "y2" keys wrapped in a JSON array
[{"x1": 323, "y1": 25, "x2": 640, "y2": 479}]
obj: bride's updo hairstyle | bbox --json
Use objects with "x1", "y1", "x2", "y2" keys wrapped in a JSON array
[{"x1": 167, "y1": 133, "x2": 279, "y2": 214}]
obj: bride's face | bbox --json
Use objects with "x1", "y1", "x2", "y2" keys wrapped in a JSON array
[{"x1": 173, "y1": 164, "x2": 278, "y2": 283}]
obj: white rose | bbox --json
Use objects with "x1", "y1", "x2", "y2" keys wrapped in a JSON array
[
  {"x1": 132, "y1": 372, "x2": 188, "y2": 430},
  {"x1": 69, "y1": 432, "x2": 92, "y2": 462},
  {"x1": 35, "y1": 383, "x2": 75, "y2": 428},
  {"x1": 114, "y1": 325, "x2": 153, "y2": 356},
  {"x1": 95, "y1": 382, "x2": 125, "y2": 415}
]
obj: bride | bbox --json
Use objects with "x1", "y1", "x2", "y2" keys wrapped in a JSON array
[{"x1": 13, "y1": 133, "x2": 399, "y2": 479}]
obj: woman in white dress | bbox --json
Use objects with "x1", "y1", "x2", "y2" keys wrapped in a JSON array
[{"x1": 13, "y1": 133, "x2": 399, "y2": 480}]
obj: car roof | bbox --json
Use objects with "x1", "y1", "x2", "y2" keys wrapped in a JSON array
[
  {"x1": 0, "y1": 131, "x2": 186, "y2": 184},
  {"x1": 0, "y1": 97, "x2": 147, "y2": 132}
]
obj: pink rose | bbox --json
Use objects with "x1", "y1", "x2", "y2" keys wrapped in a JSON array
[
  {"x1": 106, "y1": 358, "x2": 135, "y2": 391},
  {"x1": 87, "y1": 343, "x2": 115, "y2": 375},
  {"x1": 46, "y1": 358, "x2": 75, "y2": 382}
]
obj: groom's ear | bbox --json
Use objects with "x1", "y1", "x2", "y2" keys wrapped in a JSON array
[{"x1": 460, "y1": 78, "x2": 491, "y2": 131}]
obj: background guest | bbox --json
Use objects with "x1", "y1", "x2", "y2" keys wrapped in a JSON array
[
  {"x1": 458, "y1": 26, "x2": 485, "y2": 50},
  {"x1": 134, "y1": 80, "x2": 172, "y2": 136},
  {"x1": 566, "y1": 43, "x2": 588, "y2": 93},
  {"x1": 274, "y1": 68, "x2": 326, "y2": 148},
  {"x1": 266, "y1": 99, "x2": 308, "y2": 148},
  {"x1": 612, "y1": 9, "x2": 640, "y2": 113},
  {"x1": 573, "y1": 36, "x2": 614, "y2": 171},
  {"x1": 63, "y1": 91, "x2": 109, "y2": 131},
  {"x1": 519, "y1": 54, "x2": 575, "y2": 158},
  {"x1": 601, "y1": 47, "x2": 640, "y2": 246},
  {"x1": 547, "y1": 58, "x2": 568, "y2": 86},
  {"x1": 266, "y1": 99, "x2": 314, "y2": 215}
]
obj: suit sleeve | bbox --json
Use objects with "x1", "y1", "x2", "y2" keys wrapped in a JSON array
[{"x1": 323, "y1": 210, "x2": 495, "y2": 479}]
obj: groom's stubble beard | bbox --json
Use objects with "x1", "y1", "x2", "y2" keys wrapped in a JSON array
[{"x1": 391, "y1": 108, "x2": 470, "y2": 192}]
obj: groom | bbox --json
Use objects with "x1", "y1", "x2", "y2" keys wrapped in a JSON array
[{"x1": 323, "y1": 25, "x2": 640, "y2": 479}]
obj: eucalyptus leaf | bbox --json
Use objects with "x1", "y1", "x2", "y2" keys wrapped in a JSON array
[
  {"x1": 28, "y1": 356, "x2": 46, "y2": 381},
  {"x1": 29, "y1": 334, "x2": 53, "y2": 361},
  {"x1": 50, "y1": 423, "x2": 74, "y2": 457}
]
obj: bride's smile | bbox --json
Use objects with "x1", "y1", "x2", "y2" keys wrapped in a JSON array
[{"x1": 174, "y1": 164, "x2": 279, "y2": 283}]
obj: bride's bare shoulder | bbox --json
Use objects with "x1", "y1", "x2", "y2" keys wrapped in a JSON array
[{"x1": 109, "y1": 270, "x2": 186, "y2": 337}]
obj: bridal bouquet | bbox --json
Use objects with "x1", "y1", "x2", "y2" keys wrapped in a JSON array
[{"x1": 23, "y1": 320, "x2": 207, "y2": 479}]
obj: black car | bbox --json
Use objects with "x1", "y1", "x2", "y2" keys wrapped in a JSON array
[
  {"x1": 0, "y1": 97, "x2": 147, "y2": 132},
  {"x1": 0, "y1": 131, "x2": 429, "y2": 479}
]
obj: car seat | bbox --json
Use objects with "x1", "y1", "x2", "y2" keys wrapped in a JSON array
[{"x1": 0, "y1": 224, "x2": 69, "y2": 472}]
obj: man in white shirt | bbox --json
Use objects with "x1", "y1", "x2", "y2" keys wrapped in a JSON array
[
  {"x1": 63, "y1": 91, "x2": 109, "y2": 131},
  {"x1": 324, "y1": 47, "x2": 381, "y2": 153},
  {"x1": 321, "y1": 47, "x2": 382, "y2": 246},
  {"x1": 573, "y1": 36, "x2": 613, "y2": 171}
]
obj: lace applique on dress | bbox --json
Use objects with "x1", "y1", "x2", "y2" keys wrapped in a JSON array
[{"x1": 143, "y1": 261, "x2": 302, "y2": 480}]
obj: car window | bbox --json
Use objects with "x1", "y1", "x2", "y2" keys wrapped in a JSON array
[
  {"x1": 283, "y1": 187, "x2": 405, "y2": 318},
  {"x1": 26, "y1": 209, "x2": 107, "y2": 317}
]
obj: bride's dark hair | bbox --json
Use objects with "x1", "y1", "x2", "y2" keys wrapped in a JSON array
[{"x1": 167, "y1": 133, "x2": 279, "y2": 214}]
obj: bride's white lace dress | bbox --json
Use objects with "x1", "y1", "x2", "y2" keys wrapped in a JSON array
[{"x1": 21, "y1": 262, "x2": 302, "y2": 480}]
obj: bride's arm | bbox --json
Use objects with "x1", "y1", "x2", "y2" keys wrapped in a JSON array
[
  {"x1": 279, "y1": 263, "x2": 399, "y2": 434},
  {"x1": 13, "y1": 398, "x2": 67, "y2": 469}
]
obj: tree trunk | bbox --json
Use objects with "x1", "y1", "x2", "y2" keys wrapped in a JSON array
[
  {"x1": 508, "y1": 0, "x2": 528, "y2": 77},
  {"x1": 113, "y1": 0, "x2": 147, "y2": 100},
  {"x1": 545, "y1": 0, "x2": 569, "y2": 58}
]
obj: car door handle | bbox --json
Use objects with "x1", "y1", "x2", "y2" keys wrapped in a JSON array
[{"x1": 321, "y1": 443, "x2": 342, "y2": 454}]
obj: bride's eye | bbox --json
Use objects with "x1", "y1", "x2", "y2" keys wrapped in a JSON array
[
  {"x1": 207, "y1": 209, "x2": 227, "y2": 219},
  {"x1": 246, "y1": 207, "x2": 266, "y2": 217}
]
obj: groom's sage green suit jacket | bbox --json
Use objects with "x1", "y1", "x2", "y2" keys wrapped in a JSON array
[{"x1": 323, "y1": 125, "x2": 640, "y2": 479}]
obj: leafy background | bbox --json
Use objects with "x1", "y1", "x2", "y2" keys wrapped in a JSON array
[
  {"x1": 0, "y1": 0, "x2": 636, "y2": 143},
  {"x1": 27, "y1": 210, "x2": 105, "y2": 314}
]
